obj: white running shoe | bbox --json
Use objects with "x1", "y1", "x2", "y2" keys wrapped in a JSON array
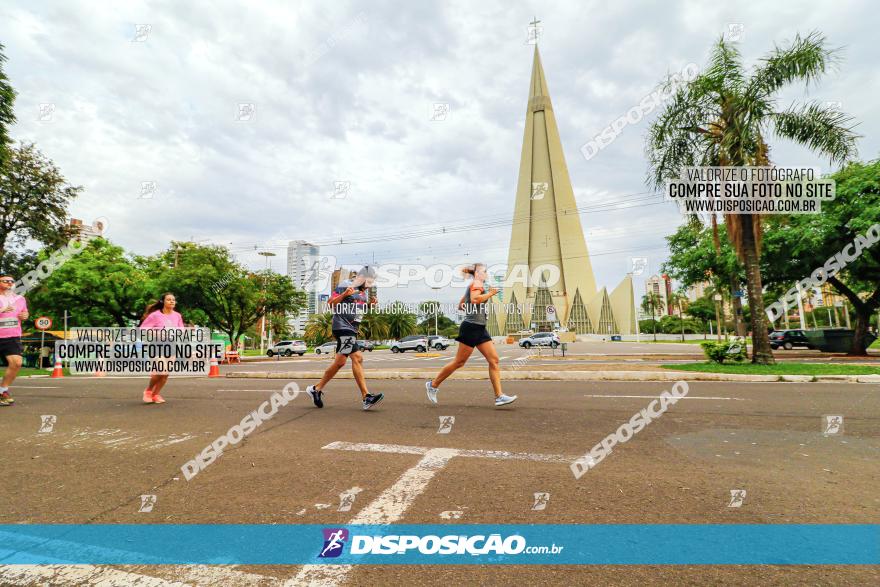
[
  {"x1": 494, "y1": 394, "x2": 518, "y2": 407},
  {"x1": 425, "y1": 381, "x2": 439, "y2": 404}
]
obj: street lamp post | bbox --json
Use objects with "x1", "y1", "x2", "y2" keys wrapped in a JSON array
[
  {"x1": 431, "y1": 286, "x2": 441, "y2": 336},
  {"x1": 258, "y1": 251, "x2": 276, "y2": 355}
]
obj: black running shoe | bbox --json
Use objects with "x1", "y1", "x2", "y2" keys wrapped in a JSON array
[
  {"x1": 362, "y1": 393, "x2": 384, "y2": 411},
  {"x1": 306, "y1": 385, "x2": 324, "y2": 408}
]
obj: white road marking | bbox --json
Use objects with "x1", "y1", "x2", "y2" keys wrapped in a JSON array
[
  {"x1": 16, "y1": 428, "x2": 197, "y2": 451},
  {"x1": 583, "y1": 394, "x2": 744, "y2": 401},
  {"x1": 155, "y1": 566, "x2": 268, "y2": 586},
  {"x1": 287, "y1": 441, "x2": 572, "y2": 586},
  {"x1": 0, "y1": 565, "x2": 188, "y2": 586},
  {"x1": 7, "y1": 386, "x2": 59, "y2": 389},
  {"x1": 322, "y1": 441, "x2": 427, "y2": 455},
  {"x1": 218, "y1": 389, "x2": 293, "y2": 392}
]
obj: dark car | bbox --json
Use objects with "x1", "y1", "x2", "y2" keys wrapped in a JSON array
[
  {"x1": 769, "y1": 329, "x2": 814, "y2": 350},
  {"x1": 357, "y1": 340, "x2": 374, "y2": 352}
]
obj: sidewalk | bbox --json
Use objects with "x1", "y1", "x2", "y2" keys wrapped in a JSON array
[{"x1": 227, "y1": 368, "x2": 880, "y2": 384}]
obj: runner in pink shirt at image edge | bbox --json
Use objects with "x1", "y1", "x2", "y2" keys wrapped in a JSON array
[
  {"x1": 139, "y1": 292, "x2": 184, "y2": 404},
  {"x1": 0, "y1": 274, "x2": 29, "y2": 406}
]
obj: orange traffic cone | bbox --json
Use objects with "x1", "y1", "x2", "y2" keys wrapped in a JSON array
[
  {"x1": 208, "y1": 358, "x2": 220, "y2": 378},
  {"x1": 51, "y1": 360, "x2": 64, "y2": 378}
]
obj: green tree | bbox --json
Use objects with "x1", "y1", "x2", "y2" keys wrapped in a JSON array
[
  {"x1": 0, "y1": 143, "x2": 81, "y2": 273},
  {"x1": 686, "y1": 292, "x2": 720, "y2": 337},
  {"x1": 148, "y1": 242, "x2": 306, "y2": 345},
  {"x1": 761, "y1": 160, "x2": 880, "y2": 354},
  {"x1": 662, "y1": 225, "x2": 744, "y2": 339},
  {"x1": 641, "y1": 292, "x2": 663, "y2": 341},
  {"x1": 381, "y1": 302, "x2": 418, "y2": 340},
  {"x1": 417, "y1": 300, "x2": 447, "y2": 335},
  {"x1": 0, "y1": 43, "x2": 16, "y2": 167},
  {"x1": 647, "y1": 32, "x2": 859, "y2": 363},
  {"x1": 304, "y1": 312, "x2": 333, "y2": 346},
  {"x1": 27, "y1": 238, "x2": 153, "y2": 326},
  {"x1": 266, "y1": 311, "x2": 293, "y2": 341},
  {"x1": 359, "y1": 310, "x2": 389, "y2": 342},
  {"x1": 669, "y1": 290, "x2": 690, "y2": 341}
]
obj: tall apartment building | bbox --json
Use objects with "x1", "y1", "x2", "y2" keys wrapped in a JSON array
[
  {"x1": 645, "y1": 274, "x2": 673, "y2": 317},
  {"x1": 686, "y1": 281, "x2": 710, "y2": 302},
  {"x1": 286, "y1": 240, "x2": 320, "y2": 334},
  {"x1": 68, "y1": 218, "x2": 105, "y2": 239}
]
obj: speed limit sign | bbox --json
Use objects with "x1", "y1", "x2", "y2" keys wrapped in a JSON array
[{"x1": 35, "y1": 316, "x2": 52, "y2": 330}]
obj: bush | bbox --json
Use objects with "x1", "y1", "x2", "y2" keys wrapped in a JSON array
[
  {"x1": 639, "y1": 319, "x2": 660, "y2": 333},
  {"x1": 700, "y1": 339, "x2": 747, "y2": 364},
  {"x1": 658, "y1": 315, "x2": 705, "y2": 334}
]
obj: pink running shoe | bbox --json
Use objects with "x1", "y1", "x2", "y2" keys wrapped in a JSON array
[
  {"x1": 143, "y1": 389, "x2": 155, "y2": 404},
  {"x1": 152, "y1": 391, "x2": 166, "y2": 404}
]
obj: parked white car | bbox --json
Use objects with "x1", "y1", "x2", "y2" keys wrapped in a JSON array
[
  {"x1": 518, "y1": 332, "x2": 560, "y2": 349},
  {"x1": 267, "y1": 340, "x2": 307, "y2": 357},
  {"x1": 427, "y1": 335, "x2": 452, "y2": 350},
  {"x1": 314, "y1": 341, "x2": 337, "y2": 354},
  {"x1": 390, "y1": 335, "x2": 428, "y2": 353}
]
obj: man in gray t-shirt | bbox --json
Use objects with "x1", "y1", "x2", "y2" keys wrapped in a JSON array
[
  {"x1": 306, "y1": 266, "x2": 384, "y2": 411},
  {"x1": 331, "y1": 279, "x2": 367, "y2": 336}
]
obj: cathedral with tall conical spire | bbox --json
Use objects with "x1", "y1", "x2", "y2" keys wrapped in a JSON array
[{"x1": 491, "y1": 45, "x2": 635, "y2": 336}]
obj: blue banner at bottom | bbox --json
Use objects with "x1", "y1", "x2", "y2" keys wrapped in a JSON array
[{"x1": 0, "y1": 524, "x2": 876, "y2": 565}]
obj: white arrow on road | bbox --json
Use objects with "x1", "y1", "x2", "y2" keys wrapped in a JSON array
[{"x1": 287, "y1": 441, "x2": 574, "y2": 586}]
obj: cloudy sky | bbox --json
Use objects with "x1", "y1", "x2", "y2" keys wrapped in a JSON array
[{"x1": 1, "y1": 0, "x2": 877, "y2": 306}]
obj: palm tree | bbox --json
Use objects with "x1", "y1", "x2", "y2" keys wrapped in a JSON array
[
  {"x1": 418, "y1": 300, "x2": 442, "y2": 335},
  {"x1": 641, "y1": 292, "x2": 663, "y2": 342},
  {"x1": 381, "y1": 302, "x2": 418, "y2": 340},
  {"x1": 647, "y1": 32, "x2": 859, "y2": 363},
  {"x1": 669, "y1": 290, "x2": 689, "y2": 342},
  {"x1": 304, "y1": 312, "x2": 333, "y2": 346},
  {"x1": 359, "y1": 310, "x2": 388, "y2": 342}
]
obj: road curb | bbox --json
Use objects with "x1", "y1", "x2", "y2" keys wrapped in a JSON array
[
  {"x1": 223, "y1": 370, "x2": 877, "y2": 383},
  {"x1": 779, "y1": 375, "x2": 815, "y2": 382}
]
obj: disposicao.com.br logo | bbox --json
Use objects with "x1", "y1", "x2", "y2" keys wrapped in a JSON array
[{"x1": 318, "y1": 528, "x2": 563, "y2": 558}]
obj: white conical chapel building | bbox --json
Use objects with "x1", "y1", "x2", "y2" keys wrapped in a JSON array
[{"x1": 492, "y1": 46, "x2": 635, "y2": 335}]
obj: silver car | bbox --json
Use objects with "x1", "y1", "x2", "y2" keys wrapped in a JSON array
[
  {"x1": 427, "y1": 335, "x2": 452, "y2": 350},
  {"x1": 267, "y1": 340, "x2": 307, "y2": 357},
  {"x1": 518, "y1": 332, "x2": 560, "y2": 349},
  {"x1": 390, "y1": 335, "x2": 428, "y2": 353},
  {"x1": 314, "y1": 341, "x2": 337, "y2": 354}
]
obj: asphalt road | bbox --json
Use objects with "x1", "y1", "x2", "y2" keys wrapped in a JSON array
[
  {"x1": 232, "y1": 341, "x2": 880, "y2": 374},
  {"x1": 2, "y1": 376, "x2": 878, "y2": 586}
]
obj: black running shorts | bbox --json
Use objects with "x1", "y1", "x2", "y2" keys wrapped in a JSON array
[
  {"x1": 0, "y1": 336, "x2": 23, "y2": 357},
  {"x1": 455, "y1": 321, "x2": 492, "y2": 348},
  {"x1": 333, "y1": 330, "x2": 359, "y2": 356}
]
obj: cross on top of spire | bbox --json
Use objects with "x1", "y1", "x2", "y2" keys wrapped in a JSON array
[{"x1": 527, "y1": 16, "x2": 542, "y2": 45}]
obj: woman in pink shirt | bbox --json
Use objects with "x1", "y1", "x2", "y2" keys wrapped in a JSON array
[
  {"x1": 0, "y1": 274, "x2": 29, "y2": 406},
  {"x1": 140, "y1": 292, "x2": 184, "y2": 404}
]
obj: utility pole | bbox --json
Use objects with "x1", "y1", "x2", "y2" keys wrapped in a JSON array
[
  {"x1": 678, "y1": 297, "x2": 685, "y2": 342},
  {"x1": 795, "y1": 282, "x2": 807, "y2": 330},
  {"x1": 714, "y1": 292, "x2": 722, "y2": 342},
  {"x1": 632, "y1": 274, "x2": 641, "y2": 343},
  {"x1": 258, "y1": 251, "x2": 276, "y2": 354},
  {"x1": 431, "y1": 286, "x2": 442, "y2": 336}
]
